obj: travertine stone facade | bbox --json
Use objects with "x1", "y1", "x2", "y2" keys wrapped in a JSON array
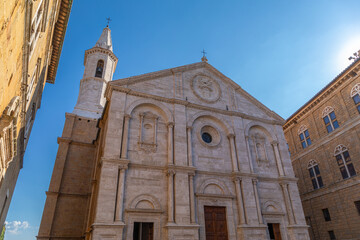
[
  {"x1": 0, "y1": 0, "x2": 72, "y2": 228},
  {"x1": 38, "y1": 27, "x2": 309, "y2": 240},
  {"x1": 284, "y1": 59, "x2": 360, "y2": 240}
]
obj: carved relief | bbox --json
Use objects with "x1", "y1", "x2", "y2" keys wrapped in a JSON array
[
  {"x1": 251, "y1": 133, "x2": 269, "y2": 167},
  {"x1": 191, "y1": 74, "x2": 221, "y2": 103},
  {"x1": 138, "y1": 111, "x2": 159, "y2": 153}
]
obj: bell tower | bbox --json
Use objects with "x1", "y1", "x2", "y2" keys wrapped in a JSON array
[{"x1": 73, "y1": 26, "x2": 118, "y2": 119}]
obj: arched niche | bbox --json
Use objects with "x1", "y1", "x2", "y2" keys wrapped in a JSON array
[
  {"x1": 129, "y1": 194, "x2": 162, "y2": 211},
  {"x1": 125, "y1": 99, "x2": 173, "y2": 123},
  {"x1": 246, "y1": 122, "x2": 277, "y2": 173},
  {"x1": 198, "y1": 178, "x2": 230, "y2": 196}
]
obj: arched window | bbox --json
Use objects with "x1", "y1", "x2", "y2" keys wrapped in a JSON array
[
  {"x1": 307, "y1": 160, "x2": 323, "y2": 189},
  {"x1": 95, "y1": 60, "x2": 104, "y2": 78},
  {"x1": 322, "y1": 106, "x2": 339, "y2": 133},
  {"x1": 334, "y1": 145, "x2": 356, "y2": 179},
  {"x1": 350, "y1": 83, "x2": 360, "y2": 114},
  {"x1": 298, "y1": 125, "x2": 311, "y2": 149}
]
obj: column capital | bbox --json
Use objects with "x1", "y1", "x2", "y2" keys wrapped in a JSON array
[
  {"x1": 166, "y1": 169, "x2": 176, "y2": 176},
  {"x1": 167, "y1": 122, "x2": 175, "y2": 128},
  {"x1": 280, "y1": 182, "x2": 289, "y2": 188},
  {"x1": 252, "y1": 178, "x2": 258, "y2": 184},
  {"x1": 271, "y1": 141, "x2": 279, "y2": 146},
  {"x1": 124, "y1": 114, "x2": 131, "y2": 120},
  {"x1": 232, "y1": 176, "x2": 242, "y2": 183},
  {"x1": 227, "y1": 133, "x2": 235, "y2": 139},
  {"x1": 186, "y1": 126, "x2": 193, "y2": 131},
  {"x1": 188, "y1": 172, "x2": 196, "y2": 177}
]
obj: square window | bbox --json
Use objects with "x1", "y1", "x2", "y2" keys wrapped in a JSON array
[
  {"x1": 328, "y1": 230, "x2": 336, "y2": 240},
  {"x1": 304, "y1": 130, "x2": 309, "y2": 137},
  {"x1": 340, "y1": 166, "x2": 349, "y2": 179},
  {"x1": 329, "y1": 111, "x2": 336, "y2": 120},
  {"x1": 353, "y1": 94, "x2": 360, "y2": 104},
  {"x1": 301, "y1": 142, "x2": 307, "y2": 149},
  {"x1": 314, "y1": 165, "x2": 320, "y2": 175},
  {"x1": 333, "y1": 120, "x2": 339, "y2": 129},
  {"x1": 306, "y1": 138, "x2": 312, "y2": 146},
  {"x1": 347, "y1": 163, "x2": 356, "y2": 177},
  {"x1": 317, "y1": 176, "x2": 324, "y2": 187},
  {"x1": 323, "y1": 116, "x2": 330, "y2": 124},
  {"x1": 309, "y1": 168, "x2": 315, "y2": 178},
  {"x1": 322, "y1": 208, "x2": 331, "y2": 221},
  {"x1": 299, "y1": 133, "x2": 304, "y2": 141},
  {"x1": 336, "y1": 155, "x2": 343, "y2": 166},
  {"x1": 326, "y1": 125, "x2": 333, "y2": 133},
  {"x1": 354, "y1": 201, "x2": 360, "y2": 216}
]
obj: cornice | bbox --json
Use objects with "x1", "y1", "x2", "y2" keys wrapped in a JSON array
[
  {"x1": 84, "y1": 47, "x2": 118, "y2": 66},
  {"x1": 47, "y1": 0, "x2": 73, "y2": 83},
  {"x1": 107, "y1": 85, "x2": 284, "y2": 126},
  {"x1": 284, "y1": 59, "x2": 360, "y2": 131}
]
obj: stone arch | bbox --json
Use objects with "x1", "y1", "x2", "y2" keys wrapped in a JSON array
[
  {"x1": 244, "y1": 121, "x2": 276, "y2": 142},
  {"x1": 187, "y1": 111, "x2": 234, "y2": 135},
  {"x1": 129, "y1": 194, "x2": 162, "y2": 210},
  {"x1": 334, "y1": 144, "x2": 348, "y2": 156},
  {"x1": 322, "y1": 106, "x2": 334, "y2": 118},
  {"x1": 198, "y1": 178, "x2": 230, "y2": 195},
  {"x1": 125, "y1": 99, "x2": 173, "y2": 123},
  {"x1": 262, "y1": 200, "x2": 283, "y2": 214}
]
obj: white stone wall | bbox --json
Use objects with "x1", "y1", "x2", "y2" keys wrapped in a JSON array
[{"x1": 90, "y1": 63, "x2": 310, "y2": 240}]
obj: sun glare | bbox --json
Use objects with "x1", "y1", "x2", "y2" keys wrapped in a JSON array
[{"x1": 337, "y1": 36, "x2": 360, "y2": 71}]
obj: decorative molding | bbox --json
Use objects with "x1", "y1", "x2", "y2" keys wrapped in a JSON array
[
  {"x1": 322, "y1": 106, "x2": 334, "y2": 118},
  {"x1": 284, "y1": 60, "x2": 360, "y2": 131},
  {"x1": 350, "y1": 83, "x2": 360, "y2": 97}
]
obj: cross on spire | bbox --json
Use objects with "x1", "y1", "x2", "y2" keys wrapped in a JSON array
[
  {"x1": 201, "y1": 49, "x2": 208, "y2": 62},
  {"x1": 106, "y1": 17, "x2": 112, "y2": 27}
]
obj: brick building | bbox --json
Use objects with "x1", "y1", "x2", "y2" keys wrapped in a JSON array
[
  {"x1": 0, "y1": 0, "x2": 72, "y2": 228},
  {"x1": 283, "y1": 58, "x2": 360, "y2": 240}
]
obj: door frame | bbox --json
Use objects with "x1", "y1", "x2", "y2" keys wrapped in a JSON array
[{"x1": 197, "y1": 195, "x2": 236, "y2": 240}]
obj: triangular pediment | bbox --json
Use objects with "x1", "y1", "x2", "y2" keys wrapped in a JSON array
[{"x1": 110, "y1": 62, "x2": 283, "y2": 122}]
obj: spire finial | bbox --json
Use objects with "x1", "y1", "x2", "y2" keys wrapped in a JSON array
[
  {"x1": 349, "y1": 49, "x2": 360, "y2": 61},
  {"x1": 106, "y1": 17, "x2": 112, "y2": 27},
  {"x1": 201, "y1": 49, "x2": 208, "y2": 62}
]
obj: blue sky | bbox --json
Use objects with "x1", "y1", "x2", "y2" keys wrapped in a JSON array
[{"x1": 5, "y1": 0, "x2": 360, "y2": 239}]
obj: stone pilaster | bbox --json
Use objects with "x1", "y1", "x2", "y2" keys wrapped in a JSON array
[
  {"x1": 233, "y1": 177, "x2": 246, "y2": 225},
  {"x1": 272, "y1": 141, "x2": 285, "y2": 176},
  {"x1": 228, "y1": 133, "x2": 239, "y2": 172},
  {"x1": 167, "y1": 122, "x2": 174, "y2": 165},
  {"x1": 120, "y1": 114, "x2": 131, "y2": 159},
  {"x1": 252, "y1": 179, "x2": 263, "y2": 224},
  {"x1": 167, "y1": 169, "x2": 176, "y2": 223}
]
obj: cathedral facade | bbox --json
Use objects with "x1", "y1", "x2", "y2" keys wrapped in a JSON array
[{"x1": 37, "y1": 27, "x2": 309, "y2": 240}]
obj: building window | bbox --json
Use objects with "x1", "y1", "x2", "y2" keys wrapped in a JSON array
[
  {"x1": 328, "y1": 230, "x2": 336, "y2": 240},
  {"x1": 354, "y1": 200, "x2": 360, "y2": 216},
  {"x1": 308, "y1": 160, "x2": 323, "y2": 189},
  {"x1": 322, "y1": 208, "x2": 331, "y2": 221},
  {"x1": 334, "y1": 145, "x2": 356, "y2": 179},
  {"x1": 350, "y1": 83, "x2": 360, "y2": 114},
  {"x1": 298, "y1": 125, "x2": 311, "y2": 149},
  {"x1": 133, "y1": 222, "x2": 154, "y2": 240},
  {"x1": 29, "y1": 0, "x2": 44, "y2": 56},
  {"x1": 95, "y1": 60, "x2": 104, "y2": 78},
  {"x1": 322, "y1": 106, "x2": 339, "y2": 133}
]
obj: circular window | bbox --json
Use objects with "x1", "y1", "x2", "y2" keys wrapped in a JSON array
[
  {"x1": 198, "y1": 125, "x2": 221, "y2": 147},
  {"x1": 202, "y1": 132, "x2": 212, "y2": 143}
]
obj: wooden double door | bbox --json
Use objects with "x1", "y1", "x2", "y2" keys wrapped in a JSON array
[
  {"x1": 204, "y1": 206, "x2": 228, "y2": 240},
  {"x1": 267, "y1": 223, "x2": 282, "y2": 240}
]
